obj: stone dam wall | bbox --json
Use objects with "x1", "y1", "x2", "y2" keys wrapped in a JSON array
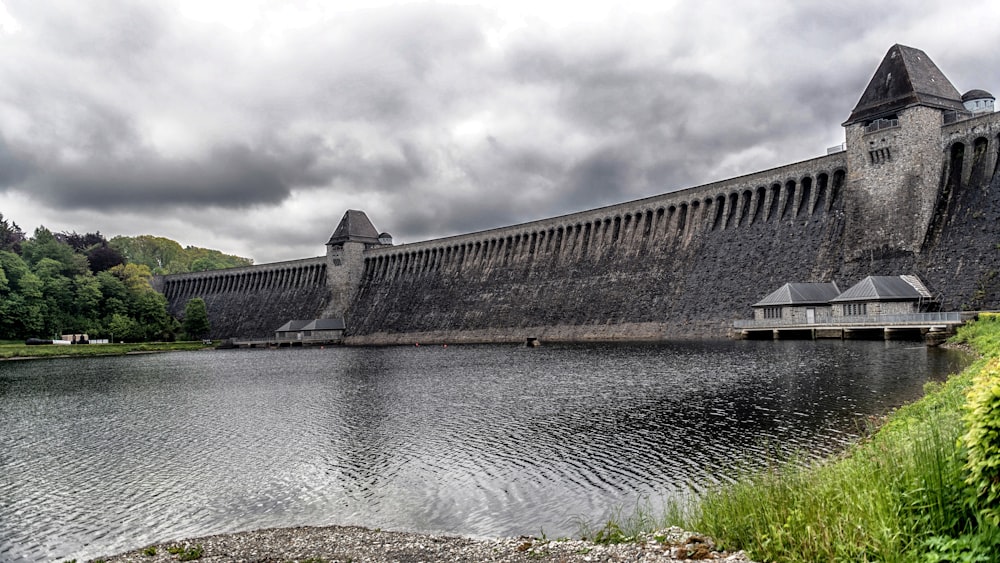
[
  {"x1": 346, "y1": 112, "x2": 1000, "y2": 344},
  {"x1": 346, "y1": 153, "x2": 850, "y2": 344},
  {"x1": 153, "y1": 257, "x2": 329, "y2": 340},
  {"x1": 154, "y1": 112, "x2": 1000, "y2": 344}
]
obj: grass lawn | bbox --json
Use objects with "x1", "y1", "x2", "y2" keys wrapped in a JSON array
[{"x1": 0, "y1": 341, "x2": 215, "y2": 359}]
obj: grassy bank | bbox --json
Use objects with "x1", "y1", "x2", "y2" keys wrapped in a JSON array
[
  {"x1": 588, "y1": 318, "x2": 1000, "y2": 562},
  {"x1": 0, "y1": 341, "x2": 215, "y2": 359}
]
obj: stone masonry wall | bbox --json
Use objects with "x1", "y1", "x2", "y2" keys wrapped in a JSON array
[
  {"x1": 843, "y1": 106, "x2": 945, "y2": 256},
  {"x1": 346, "y1": 154, "x2": 849, "y2": 344},
  {"x1": 155, "y1": 257, "x2": 330, "y2": 339},
  {"x1": 341, "y1": 113, "x2": 1000, "y2": 345},
  {"x1": 154, "y1": 112, "x2": 1000, "y2": 344}
]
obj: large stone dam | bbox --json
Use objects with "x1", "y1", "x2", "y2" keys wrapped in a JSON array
[
  {"x1": 156, "y1": 257, "x2": 330, "y2": 340},
  {"x1": 153, "y1": 45, "x2": 1000, "y2": 344},
  {"x1": 348, "y1": 155, "x2": 850, "y2": 343}
]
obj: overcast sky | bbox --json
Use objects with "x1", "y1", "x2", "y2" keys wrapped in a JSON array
[{"x1": 2, "y1": 1, "x2": 999, "y2": 264}]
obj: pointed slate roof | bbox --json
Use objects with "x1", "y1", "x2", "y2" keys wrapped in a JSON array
[
  {"x1": 753, "y1": 282, "x2": 841, "y2": 307},
  {"x1": 327, "y1": 210, "x2": 381, "y2": 247},
  {"x1": 844, "y1": 44, "x2": 964, "y2": 125},
  {"x1": 830, "y1": 276, "x2": 925, "y2": 302}
]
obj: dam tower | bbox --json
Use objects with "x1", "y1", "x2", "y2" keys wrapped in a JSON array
[
  {"x1": 323, "y1": 210, "x2": 385, "y2": 320},
  {"x1": 841, "y1": 44, "x2": 968, "y2": 256}
]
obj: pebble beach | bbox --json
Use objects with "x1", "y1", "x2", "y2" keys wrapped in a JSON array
[{"x1": 96, "y1": 525, "x2": 755, "y2": 562}]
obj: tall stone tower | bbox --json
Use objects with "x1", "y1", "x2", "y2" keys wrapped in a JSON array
[
  {"x1": 323, "y1": 210, "x2": 382, "y2": 321},
  {"x1": 841, "y1": 44, "x2": 967, "y2": 257}
]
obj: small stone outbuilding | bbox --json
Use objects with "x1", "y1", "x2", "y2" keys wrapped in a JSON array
[
  {"x1": 275, "y1": 318, "x2": 346, "y2": 342},
  {"x1": 751, "y1": 282, "x2": 841, "y2": 324},
  {"x1": 830, "y1": 275, "x2": 934, "y2": 318}
]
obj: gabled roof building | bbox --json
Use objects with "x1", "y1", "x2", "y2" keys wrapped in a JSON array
[
  {"x1": 831, "y1": 275, "x2": 935, "y2": 317},
  {"x1": 275, "y1": 318, "x2": 346, "y2": 342},
  {"x1": 752, "y1": 282, "x2": 841, "y2": 323}
]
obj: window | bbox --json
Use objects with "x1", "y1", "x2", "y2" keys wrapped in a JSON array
[
  {"x1": 763, "y1": 307, "x2": 782, "y2": 319},
  {"x1": 869, "y1": 147, "x2": 892, "y2": 164},
  {"x1": 844, "y1": 303, "x2": 867, "y2": 316}
]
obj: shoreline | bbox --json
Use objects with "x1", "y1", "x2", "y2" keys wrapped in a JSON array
[
  {"x1": 95, "y1": 524, "x2": 755, "y2": 563},
  {"x1": 0, "y1": 341, "x2": 214, "y2": 361}
]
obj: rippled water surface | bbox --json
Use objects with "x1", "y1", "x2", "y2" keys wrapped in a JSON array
[{"x1": 0, "y1": 340, "x2": 969, "y2": 562}]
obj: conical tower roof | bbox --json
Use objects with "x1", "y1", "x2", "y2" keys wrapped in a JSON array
[
  {"x1": 327, "y1": 209, "x2": 381, "y2": 247},
  {"x1": 844, "y1": 44, "x2": 964, "y2": 125}
]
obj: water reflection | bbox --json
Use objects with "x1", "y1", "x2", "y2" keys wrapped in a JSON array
[{"x1": 0, "y1": 340, "x2": 968, "y2": 562}]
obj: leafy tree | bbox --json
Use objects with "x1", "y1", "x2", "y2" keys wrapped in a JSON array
[
  {"x1": 0, "y1": 213, "x2": 25, "y2": 254},
  {"x1": 109, "y1": 235, "x2": 185, "y2": 275},
  {"x1": 21, "y1": 227, "x2": 79, "y2": 271},
  {"x1": 85, "y1": 243, "x2": 125, "y2": 273},
  {"x1": 96, "y1": 270, "x2": 130, "y2": 320},
  {"x1": 74, "y1": 274, "x2": 103, "y2": 322},
  {"x1": 52, "y1": 231, "x2": 126, "y2": 273},
  {"x1": 181, "y1": 297, "x2": 211, "y2": 340},
  {"x1": 110, "y1": 235, "x2": 252, "y2": 274},
  {"x1": 0, "y1": 228, "x2": 237, "y2": 341},
  {"x1": 0, "y1": 251, "x2": 45, "y2": 338},
  {"x1": 187, "y1": 247, "x2": 253, "y2": 271},
  {"x1": 107, "y1": 263, "x2": 154, "y2": 293},
  {"x1": 57, "y1": 231, "x2": 107, "y2": 252},
  {"x1": 107, "y1": 313, "x2": 140, "y2": 343},
  {"x1": 131, "y1": 291, "x2": 176, "y2": 341}
]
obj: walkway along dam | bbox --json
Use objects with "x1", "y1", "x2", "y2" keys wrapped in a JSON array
[{"x1": 152, "y1": 45, "x2": 1000, "y2": 344}]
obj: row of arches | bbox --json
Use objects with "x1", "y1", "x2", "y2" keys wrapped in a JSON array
[
  {"x1": 946, "y1": 134, "x2": 1000, "y2": 190},
  {"x1": 362, "y1": 169, "x2": 846, "y2": 283},
  {"x1": 161, "y1": 262, "x2": 327, "y2": 300}
]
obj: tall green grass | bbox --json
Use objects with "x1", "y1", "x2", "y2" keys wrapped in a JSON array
[
  {"x1": 586, "y1": 317, "x2": 1000, "y2": 562},
  {"x1": 684, "y1": 373, "x2": 975, "y2": 561},
  {"x1": 665, "y1": 319, "x2": 1000, "y2": 562}
]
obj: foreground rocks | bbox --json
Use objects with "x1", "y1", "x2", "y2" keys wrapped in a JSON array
[{"x1": 97, "y1": 525, "x2": 756, "y2": 562}]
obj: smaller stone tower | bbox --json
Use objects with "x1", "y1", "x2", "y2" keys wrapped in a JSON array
[{"x1": 323, "y1": 210, "x2": 382, "y2": 322}]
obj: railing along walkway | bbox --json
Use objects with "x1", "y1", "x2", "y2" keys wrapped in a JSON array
[{"x1": 733, "y1": 312, "x2": 965, "y2": 330}]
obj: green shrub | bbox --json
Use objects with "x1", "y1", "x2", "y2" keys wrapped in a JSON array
[
  {"x1": 176, "y1": 545, "x2": 204, "y2": 561},
  {"x1": 922, "y1": 526, "x2": 1000, "y2": 563},
  {"x1": 962, "y1": 356, "x2": 1000, "y2": 526}
]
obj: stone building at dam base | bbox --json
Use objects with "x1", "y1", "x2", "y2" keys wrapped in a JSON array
[{"x1": 153, "y1": 45, "x2": 1000, "y2": 345}]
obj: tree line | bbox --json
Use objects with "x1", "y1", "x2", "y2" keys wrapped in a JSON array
[{"x1": 0, "y1": 213, "x2": 248, "y2": 342}]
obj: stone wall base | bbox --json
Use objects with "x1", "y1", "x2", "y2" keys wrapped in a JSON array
[{"x1": 343, "y1": 320, "x2": 731, "y2": 346}]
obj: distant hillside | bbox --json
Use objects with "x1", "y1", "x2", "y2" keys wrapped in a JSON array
[{"x1": 110, "y1": 235, "x2": 253, "y2": 276}]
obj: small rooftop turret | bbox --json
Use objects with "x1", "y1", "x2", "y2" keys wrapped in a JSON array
[
  {"x1": 962, "y1": 89, "x2": 995, "y2": 114},
  {"x1": 378, "y1": 232, "x2": 394, "y2": 246}
]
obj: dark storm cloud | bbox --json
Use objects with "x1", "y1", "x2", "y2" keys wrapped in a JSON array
[
  {"x1": 14, "y1": 135, "x2": 439, "y2": 212},
  {"x1": 29, "y1": 144, "x2": 295, "y2": 209},
  {"x1": 0, "y1": 134, "x2": 35, "y2": 187},
  {"x1": 2, "y1": 0, "x2": 999, "y2": 262}
]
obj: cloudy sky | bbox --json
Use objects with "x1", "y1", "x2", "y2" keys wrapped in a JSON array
[{"x1": 1, "y1": 1, "x2": 999, "y2": 264}]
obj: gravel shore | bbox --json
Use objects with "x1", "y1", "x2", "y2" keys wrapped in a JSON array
[{"x1": 96, "y1": 525, "x2": 755, "y2": 562}]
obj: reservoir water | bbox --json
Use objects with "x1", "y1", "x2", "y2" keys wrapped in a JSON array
[{"x1": 0, "y1": 340, "x2": 969, "y2": 562}]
